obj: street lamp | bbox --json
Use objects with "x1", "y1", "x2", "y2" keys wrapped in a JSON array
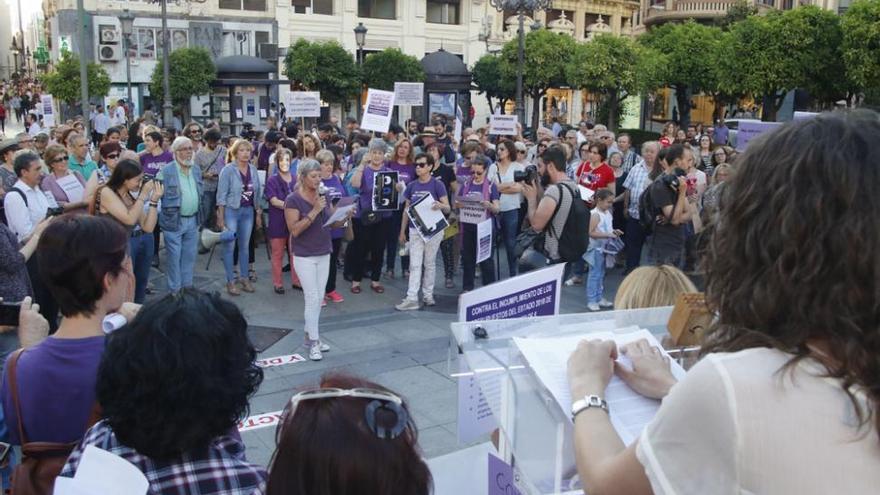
[
  {"x1": 354, "y1": 22, "x2": 367, "y2": 121},
  {"x1": 10, "y1": 38, "x2": 20, "y2": 75},
  {"x1": 119, "y1": 9, "x2": 136, "y2": 115},
  {"x1": 488, "y1": 0, "x2": 552, "y2": 130}
]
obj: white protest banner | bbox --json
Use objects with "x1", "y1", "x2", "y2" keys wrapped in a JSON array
[
  {"x1": 489, "y1": 114, "x2": 518, "y2": 136},
  {"x1": 735, "y1": 120, "x2": 782, "y2": 151},
  {"x1": 361, "y1": 88, "x2": 396, "y2": 133},
  {"x1": 254, "y1": 353, "x2": 306, "y2": 369},
  {"x1": 476, "y1": 218, "x2": 492, "y2": 263},
  {"x1": 237, "y1": 410, "x2": 284, "y2": 432},
  {"x1": 454, "y1": 117, "x2": 462, "y2": 143},
  {"x1": 41, "y1": 95, "x2": 56, "y2": 128},
  {"x1": 458, "y1": 194, "x2": 487, "y2": 225},
  {"x1": 394, "y1": 82, "x2": 424, "y2": 106},
  {"x1": 285, "y1": 91, "x2": 321, "y2": 118},
  {"x1": 456, "y1": 264, "x2": 566, "y2": 443}
]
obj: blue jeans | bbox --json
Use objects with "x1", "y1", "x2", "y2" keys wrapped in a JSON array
[
  {"x1": 498, "y1": 209, "x2": 520, "y2": 279},
  {"x1": 585, "y1": 248, "x2": 606, "y2": 304},
  {"x1": 163, "y1": 215, "x2": 199, "y2": 292},
  {"x1": 224, "y1": 207, "x2": 255, "y2": 282},
  {"x1": 129, "y1": 231, "x2": 154, "y2": 303}
]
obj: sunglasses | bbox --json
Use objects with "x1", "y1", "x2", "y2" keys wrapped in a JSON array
[
  {"x1": 53, "y1": 155, "x2": 69, "y2": 162},
  {"x1": 415, "y1": 161, "x2": 429, "y2": 167}
]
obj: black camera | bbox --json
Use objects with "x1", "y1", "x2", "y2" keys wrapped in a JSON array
[
  {"x1": 661, "y1": 168, "x2": 687, "y2": 192},
  {"x1": 46, "y1": 206, "x2": 64, "y2": 217},
  {"x1": 514, "y1": 164, "x2": 538, "y2": 184}
]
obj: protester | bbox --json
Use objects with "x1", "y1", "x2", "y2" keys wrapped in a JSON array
[
  {"x1": 584, "y1": 189, "x2": 623, "y2": 311},
  {"x1": 218, "y1": 139, "x2": 263, "y2": 295},
  {"x1": 349, "y1": 140, "x2": 395, "y2": 294},
  {"x1": 395, "y1": 153, "x2": 450, "y2": 310},
  {"x1": 59, "y1": 289, "x2": 267, "y2": 494},
  {"x1": 696, "y1": 134, "x2": 713, "y2": 172},
  {"x1": 317, "y1": 149, "x2": 348, "y2": 303},
  {"x1": 700, "y1": 163, "x2": 731, "y2": 225},
  {"x1": 456, "y1": 157, "x2": 499, "y2": 292},
  {"x1": 385, "y1": 138, "x2": 416, "y2": 279},
  {"x1": 566, "y1": 110, "x2": 880, "y2": 495},
  {"x1": 491, "y1": 140, "x2": 525, "y2": 279},
  {"x1": 194, "y1": 128, "x2": 226, "y2": 252},
  {"x1": 139, "y1": 130, "x2": 174, "y2": 178},
  {"x1": 40, "y1": 144, "x2": 88, "y2": 210},
  {"x1": 613, "y1": 265, "x2": 697, "y2": 310},
  {"x1": 659, "y1": 121, "x2": 675, "y2": 148},
  {"x1": 157, "y1": 137, "x2": 203, "y2": 293},
  {"x1": 426, "y1": 143, "x2": 458, "y2": 288},
  {"x1": 294, "y1": 134, "x2": 321, "y2": 173},
  {"x1": 265, "y1": 148, "x2": 297, "y2": 294},
  {"x1": 622, "y1": 141, "x2": 658, "y2": 274},
  {"x1": 266, "y1": 372, "x2": 432, "y2": 495},
  {"x1": 575, "y1": 141, "x2": 616, "y2": 199},
  {"x1": 93, "y1": 159, "x2": 163, "y2": 303},
  {"x1": 92, "y1": 105, "x2": 111, "y2": 145},
  {"x1": 285, "y1": 159, "x2": 349, "y2": 361},
  {"x1": 0, "y1": 217, "x2": 51, "y2": 356},
  {"x1": 67, "y1": 133, "x2": 98, "y2": 181},
  {"x1": 645, "y1": 144, "x2": 694, "y2": 268}
]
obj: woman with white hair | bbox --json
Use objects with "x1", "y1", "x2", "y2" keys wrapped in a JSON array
[{"x1": 285, "y1": 159, "x2": 351, "y2": 361}]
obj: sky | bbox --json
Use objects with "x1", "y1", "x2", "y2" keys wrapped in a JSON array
[{"x1": 6, "y1": 0, "x2": 43, "y2": 35}]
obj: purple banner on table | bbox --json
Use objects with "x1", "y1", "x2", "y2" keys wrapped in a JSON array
[
  {"x1": 464, "y1": 280, "x2": 557, "y2": 322},
  {"x1": 488, "y1": 453, "x2": 522, "y2": 495}
]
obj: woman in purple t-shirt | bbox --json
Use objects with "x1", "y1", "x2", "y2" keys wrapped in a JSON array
[
  {"x1": 456, "y1": 158, "x2": 500, "y2": 292},
  {"x1": 384, "y1": 138, "x2": 415, "y2": 279},
  {"x1": 317, "y1": 149, "x2": 348, "y2": 304},
  {"x1": 395, "y1": 153, "x2": 450, "y2": 311},
  {"x1": 265, "y1": 149, "x2": 298, "y2": 294},
  {"x1": 284, "y1": 160, "x2": 351, "y2": 361}
]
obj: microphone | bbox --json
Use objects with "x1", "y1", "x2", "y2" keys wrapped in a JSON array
[{"x1": 318, "y1": 183, "x2": 328, "y2": 198}]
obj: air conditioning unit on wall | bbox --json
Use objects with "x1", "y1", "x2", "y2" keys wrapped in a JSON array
[
  {"x1": 100, "y1": 26, "x2": 120, "y2": 44},
  {"x1": 99, "y1": 44, "x2": 122, "y2": 62}
]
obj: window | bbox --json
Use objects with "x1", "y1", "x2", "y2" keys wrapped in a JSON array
[
  {"x1": 427, "y1": 0, "x2": 459, "y2": 25},
  {"x1": 292, "y1": 0, "x2": 333, "y2": 14},
  {"x1": 358, "y1": 0, "x2": 395, "y2": 19},
  {"x1": 220, "y1": 0, "x2": 266, "y2": 11},
  {"x1": 223, "y1": 31, "x2": 252, "y2": 56}
]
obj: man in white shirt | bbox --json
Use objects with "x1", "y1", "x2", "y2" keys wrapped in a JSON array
[
  {"x1": 111, "y1": 100, "x2": 127, "y2": 126},
  {"x1": 93, "y1": 105, "x2": 112, "y2": 145},
  {"x1": 3, "y1": 151, "x2": 57, "y2": 241},
  {"x1": 26, "y1": 113, "x2": 42, "y2": 137}
]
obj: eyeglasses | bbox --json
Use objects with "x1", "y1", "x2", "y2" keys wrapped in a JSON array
[
  {"x1": 415, "y1": 161, "x2": 429, "y2": 167},
  {"x1": 53, "y1": 155, "x2": 69, "y2": 162}
]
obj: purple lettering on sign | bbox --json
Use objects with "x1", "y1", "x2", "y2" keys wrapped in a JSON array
[
  {"x1": 488, "y1": 453, "x2": 522, "y2": 495},
  {"x1": 465, "y1": 281, "x2": 557, "y2": 322}
]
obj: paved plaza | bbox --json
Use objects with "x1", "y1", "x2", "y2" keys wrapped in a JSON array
[{"x1": 145, "y1": 242, "x2": 624, "y2": 466}]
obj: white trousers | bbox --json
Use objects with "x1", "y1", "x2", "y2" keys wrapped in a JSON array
[
  {"x1": 405, "y1": 228, "x2": 443, "y2": 302},
  {"x1": 293, "y1": 254, "x2": 330, "y2": 341}
]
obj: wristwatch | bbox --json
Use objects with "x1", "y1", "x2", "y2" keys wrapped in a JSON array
[{"x1": 571, "y1": 395, "x2": 609, "y2": 420}]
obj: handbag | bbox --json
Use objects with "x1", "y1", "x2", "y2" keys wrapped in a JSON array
[{"x1": 7, "y1": 349, "x2": 102, "y2": 495}]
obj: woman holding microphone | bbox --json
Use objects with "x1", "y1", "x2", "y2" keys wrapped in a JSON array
[{"x1": 285, "y1": 160, "x2": 351, "y2": 361}]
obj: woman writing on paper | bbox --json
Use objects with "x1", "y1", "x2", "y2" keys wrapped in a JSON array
[
  {"x1": 565, "y1": 111, "x2": 880, "y2": 494},
  {"x1": 394, "y1": 153, "x2": 449, "y2": 311}
]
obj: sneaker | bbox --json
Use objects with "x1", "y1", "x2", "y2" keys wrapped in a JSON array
[
  {"x1": 423, "y1": 296, "x2": 436, "y2": 306},
  {"x1": 599, "y1": 298, "x2": 614, "y2": 308},
  {"x1": 316, "y1": 340, "x2": 330, "y2": 352},
  {"x1": 227, "y1": 282, "x2": 241, "y2": 296},
  {"x1": 325, "y1": 291, "x2": 345, "y2": 303},
  {"x1": 321, "y1": 298, "x2": 327, "y2": 307},
  {"x1": 565, "y1": 276, "x2": 584, "y2": 286},
  {"x1": 395, "y1": 299, "x2": 420, "y2": 311},
  {"x1": 273, "y1": 286, "x2": 285, "y2": 295},
  {"x1": 587, "y1": 303, "x2": 600, "y2": 312},
  {"x1": 239, "y1": 279, "x2": 256, "y2": 293},
  {"x1": 308, "y1": 344, "x2": 323, "y2": 361}
]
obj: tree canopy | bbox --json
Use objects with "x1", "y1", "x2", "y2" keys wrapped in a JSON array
[
  {"x1": 471, "y1": 54, "x2": 515, "y2": 114},
  {"x1": 284, "y1": 39, "x2": 361, "y2": 104},
  {"x1": 361, "y1": 48, "x2": 424, "y2": 91},
  {"x1": 149, "y1": 47, "x2": 216, "y2": 109},
  {"x1": 842, "y1": 0, "x2": 880, "y2": 103},
  {"x1": 43, "y1": 52, "x2": 111, "y2": 106}
]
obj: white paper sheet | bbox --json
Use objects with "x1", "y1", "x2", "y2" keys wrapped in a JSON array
[
  {"x1": 577, "y1": 185, "x2": 595, "y2": 203},
  {"x1": 322, "y1": 203, "x2": 356, "y2": 227},
  {"x1": 513, "y1": 328, "x2": 686, "y2": 445},
  {"x1": 56, "y1": 173, "x2": 85, "y2": 203},
  {"x1": 54, "y1": 445, "x2": 149, "y2": 495},
  {"x1": 408, "y1": 192, "x2": 449, "y2": 241},
  {"x1": 477, "y1": 218, "x2": 493, "y2": 263}
]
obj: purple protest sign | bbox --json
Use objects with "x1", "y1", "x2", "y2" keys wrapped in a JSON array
[{"x1": 488, "y1": 453, "x2": 522, "y2": 495}]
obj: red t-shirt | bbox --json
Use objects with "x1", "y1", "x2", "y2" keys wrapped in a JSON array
[{"x1": 576, "y1": 162, "x2": 615, "y2": 192}]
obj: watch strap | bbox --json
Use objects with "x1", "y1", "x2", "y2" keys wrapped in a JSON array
[{"x1": 571, "y1": 394, "x2": 608, "y2": 420}]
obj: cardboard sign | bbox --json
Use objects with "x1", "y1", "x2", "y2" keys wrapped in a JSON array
[
  {"x1": 394, "y1": 82, "x2": 424, "y2": 106},
  {"x1": 41, "y1": 94, "x2": 55, "y2": 128},
  {"x1": 361, "y1": 88, "x2": 396, "y2": 133},
  {"x1": 285, "y1": 91, "x2": 321, "y2": 118},
  {"x1": 489, "y1": 115, "x2": 518, "y2": 136},
  {"x1": 477, "y1": 218, "x2": 493, "y2": 263},
  {"x1": 372, "y1": 170, "x2": 400, "y2": 211}
]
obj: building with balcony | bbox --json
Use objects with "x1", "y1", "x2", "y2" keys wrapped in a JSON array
[{"x1": 638, "y1": 0, "x2": 841, "y2": 28}]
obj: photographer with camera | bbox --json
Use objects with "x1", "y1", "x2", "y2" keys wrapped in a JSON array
[{"x1": 643, "y1": 144, "x2": 694, "y2": 268}]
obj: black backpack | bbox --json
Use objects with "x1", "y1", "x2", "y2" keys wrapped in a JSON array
[
  {"x1": 547, "y1": 183, "x2": 589, "y2": 263},
  {"x1": 638, "y1": 182, "x2": 658, "y2": 236},
  {"x1": 0, "y1": 187, "x2": 28, "y2": 226}
]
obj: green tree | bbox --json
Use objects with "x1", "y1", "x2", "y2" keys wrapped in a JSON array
[
  {"x1": 150, "y1": 47, "x2": 216, "y2": 120},
  {"x1": 362, "y1": 48, "x2": 424, "y2": 91},
  {"x1": 715, "y1": 0, "x2": 758, "y2": 30},
  {"x1": 43, "y1": 51, "x2": 111, "y2": 106},
  {"x1": 284, "y1": 39, "x2": 361, "y2": 105},
  {"x1": 639, "y1": 21, "x2": 721, "y2": 128},
  {"x1": 782, "y1": 6, "x2": 849, "y2": 108},
  {"x1": 501, "y1": 29, "x2": 577, "y2": 132},
  {"x1": 471, "y1": 54, "x2": 515, "y2": 114},
  {"x1": 566, "y1": 34, "x2": 665, "y2": 131},
  {"x1": 842, "y1": 0, "x2": 880, "y2": 105}
]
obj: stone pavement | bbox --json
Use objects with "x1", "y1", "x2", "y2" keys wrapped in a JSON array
[{"x1": 146, "y1": 243, "x2": 624, "y2": 467}]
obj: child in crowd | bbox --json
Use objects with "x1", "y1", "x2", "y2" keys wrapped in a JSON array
[{"x1": 585, "y1": 189, "x2": 622, "y2": 311}]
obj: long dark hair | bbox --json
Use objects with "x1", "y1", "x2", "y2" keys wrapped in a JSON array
[
  {"x1": 106, "y1": 158, "x2": 143, "y2": 192},
  {"x1": 649, "y1": 147, "x2": 668, "y2": 180},
  {"x1": 702, "y1": 110, "x2": 880, "y2": 440}
]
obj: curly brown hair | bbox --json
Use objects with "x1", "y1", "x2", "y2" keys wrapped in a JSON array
[{"x1": 702, "y1": 110, "x2": 880, "y2": 439}]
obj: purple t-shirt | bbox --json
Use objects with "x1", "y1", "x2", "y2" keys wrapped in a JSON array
[
  {"x1": 321, "y1": 175, "x2": 348, "y2": 240},
  {"x1": 265, "y1": 174, "x2": 295, "y2": 239},
  {"x1": 387, "y1": 161, "x2": 415, "y2": 210},
  {"x1": 239, "y1": 168, "x2": 255, "y2": 207},
  {"x1": 285, "y1": 190, "x2": 332, "y2": 257},
  {"x1": 458, "y1": 178, "x2": 500, "y2": 219},
  {"x1": 358, "y1": 164, "x2": 392, "y2": 220},
  {"x1": 139, "y1": 151, "x2": 174, "y2": 177},
  {"x1": 404, "y1": 178, "x2": 447, "y2": 228},
  {"x1": 1, "y1": 336, "x2": 105, "y2": 445}
]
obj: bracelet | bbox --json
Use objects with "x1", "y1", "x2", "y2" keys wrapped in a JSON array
[{"x1": 149, "y1": 202, "x2": 158, "y2": 208}]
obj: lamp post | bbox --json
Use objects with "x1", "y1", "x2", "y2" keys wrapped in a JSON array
[
  {"x1": 10, "y1": 38, "x2": 20, "y2": 76},
  {"x1": 488, "y1": 0, "x2": 552, "y2": 129},
  {"x1": 353, "y1": 22, "x2": 367, "y2": 122},
  {"x1": 119, "y1": 9, "x2": 135, "y2": 115}
]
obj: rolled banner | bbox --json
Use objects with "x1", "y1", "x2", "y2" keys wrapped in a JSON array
[{"x1": 102, "y1": 313, "x2": 128, "y2": 334}]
